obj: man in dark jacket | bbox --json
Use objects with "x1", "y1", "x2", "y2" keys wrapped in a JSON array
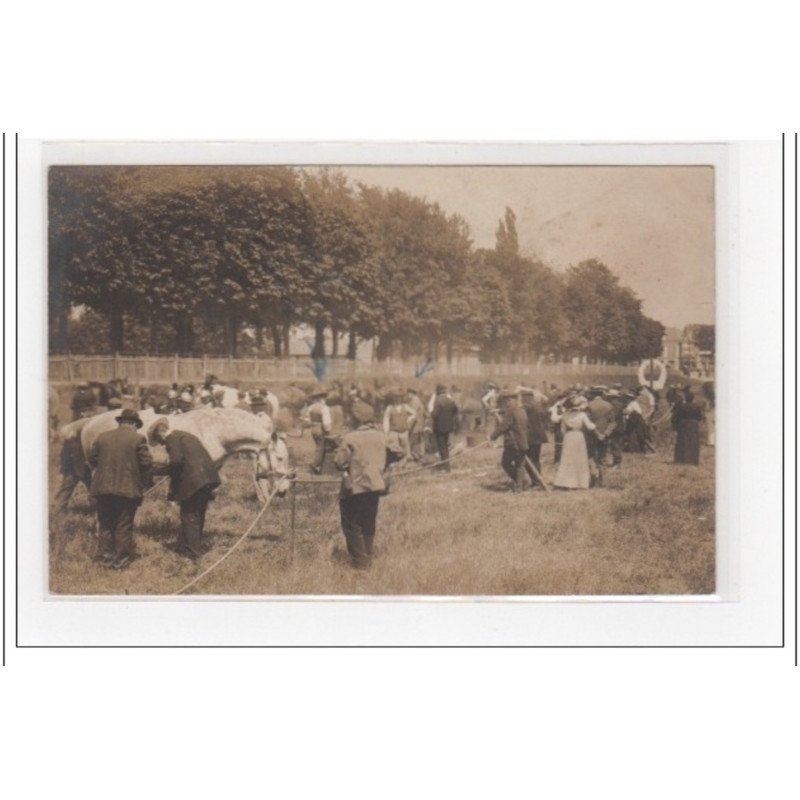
[
  {"x1": 490, "y1": 390, "x2": 529, "y2": 491},
  {"x1": 151, "y1": 420, "x2": 221, "y2": 560},
  {"x1": 53, "y1": 436, "x2": 93, "y2": 515},
  {"x1": 587, "y1": 387, "x2": 616, "y2": 485},
  {"x1": 430, "y1": 384, "x2": 459, "y2": 471},
  {"x1": 70, "y1": 384, "x2": 96, "y2": 420},
  {"x1": 520, "y1": 387, "x2": 548, "y2": 489},
  {"x1": 88, "y1": 409, "x2": 153, "y2": 569}
]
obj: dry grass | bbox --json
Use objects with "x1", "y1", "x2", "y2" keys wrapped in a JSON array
[{"x1": 48, "y1": 418, "x2": 715, "y2": 596}]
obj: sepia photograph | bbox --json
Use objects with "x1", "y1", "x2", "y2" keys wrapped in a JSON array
[{"x1": 46, "y1": 160, "x2": 717, "y2": 597}]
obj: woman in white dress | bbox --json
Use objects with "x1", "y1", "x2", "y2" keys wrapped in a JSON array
[{"x1": 551, "y1": 396, "x2": 602, "y2": 489}]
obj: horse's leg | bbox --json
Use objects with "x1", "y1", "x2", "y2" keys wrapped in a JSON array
[{"x1": 254, "y1": 449, "x2": 271, "y2": 503}]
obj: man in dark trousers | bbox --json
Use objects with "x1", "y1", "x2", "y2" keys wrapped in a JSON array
[
  {"x1": 605, "y1": 389, "x2": 626, "y2": 468},
  {"x1": 519, "y1": 387, "x2": 548, "y2": 489},
  {"x1": 490, "y1": 389, "x2": 529, "y2": 491},
  {"x1": 88, "y1": 408, "x2": 153, "y2": 569},
  {"x1": 333, "y1": 407, "x2": 387, "y2": 569},
  {"x1": 151, "y1": 419, "x2": 221, "y2": 560},
  {"x1": 430, "y1": 384, "x2": 459, "y2": 471},
  {"x1": 587, "y1": 386, "x2": 616, "y2": 486},
  {"x1": 53, "y1": 435, "x2": 93, "y2": 515}
]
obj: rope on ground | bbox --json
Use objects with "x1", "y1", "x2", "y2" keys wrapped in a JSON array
[
  {"x1": 143, "y1": 476, "x2": 168, "y2": 498},
  {"x1": 172, "y1": 485, "x2": 281, "y2": 595},
  {"x1": 389, "y1": 438, "x2": 492, "y2": 478}
]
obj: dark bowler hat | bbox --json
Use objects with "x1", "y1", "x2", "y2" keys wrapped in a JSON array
[
  {"x1": 309, "y1": 387, "x2": 328, "y2": 399},
  {"x1": 435, "y1": 384, "x2": 447, "y2": 394},
  {"x1": 116, "y1": 409, "x2": 143, "y2": 428}
]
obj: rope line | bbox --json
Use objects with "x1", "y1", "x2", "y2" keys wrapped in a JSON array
[
  {"x1": 172, "y1": 485, "x2": 281, "y2": 595},
  {"x1": 143, "y1": 476, "x2": 168, "y2": 498}
]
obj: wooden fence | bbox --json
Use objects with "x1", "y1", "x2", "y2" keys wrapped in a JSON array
[{"x1": 48, "y1": 353, "x2": 639, "y2": 385}]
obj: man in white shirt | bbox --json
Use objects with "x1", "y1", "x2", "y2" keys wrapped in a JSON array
[
  {"x1": 304, "y1": 388, "x2": 335, "y2": 474},
  {"x1": 383, "y1": 389, "x2": 417, "y2": 462}
]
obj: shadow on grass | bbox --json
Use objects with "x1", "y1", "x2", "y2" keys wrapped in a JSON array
[{"x1": 480, "y1": 481, "x2": 515, "y2": 493}]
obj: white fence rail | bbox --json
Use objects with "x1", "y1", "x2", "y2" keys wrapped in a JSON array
[{"x1": 49, "y1": 353, "x2": 640, "y2": 385}]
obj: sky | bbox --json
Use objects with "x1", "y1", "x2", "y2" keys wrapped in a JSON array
[{"x1": 338, "y1": 165, "x2": 715, "y2": 329}]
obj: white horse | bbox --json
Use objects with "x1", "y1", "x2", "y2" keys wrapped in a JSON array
[{"x1": 64, "y1": 407, "x2": 291, "y2": 501}]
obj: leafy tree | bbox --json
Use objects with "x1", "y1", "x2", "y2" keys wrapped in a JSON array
[
  {"x1": 301, "y1": 169, "x2": 380, "y2": 359},
  {"x1": 690, "y1": 324, "x2": 715, "y2": 352},
  {"x1": 358, "y1": 185, "x2": 472, "y2": 361}
]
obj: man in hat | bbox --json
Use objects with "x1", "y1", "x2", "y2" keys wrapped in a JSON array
[
  {"x1": 382, "y1": 387, "x2": 417, "y2": 462},
  {"x1": 250, "y1": 389, "x2": 268, "y2": 415},
  {"x1": 520, "y1": 387, "x2": 548, "y2": 489},
  {"x1": 53, "y1": 435, "x2": 93, "y2": 516},
  {"x1": 587, "y1": 387, "x2": 616, "y2": 485},
  {"x1": 604, "y1": 389, "x2": 625, "y2": 468},
  {"x1": 490, "y1": 389, "x2": 529, "y2": 491},
  {"x1": 333, "y1": 406, "x2": 387, "y2": 569},
  {"x1": 234, "y1": 390, "x2": 251, "y2": 412},
  {"x1": 178, "y1": 385, "x2": 195, "y2": 413},
  {"x1": 87, "y1": 408, "x2": 153, "y2": 569},
  {"x1": 305, "y1": 387, "x2": 335, "y2": 474},
  {"x1": 334, "y1": 412, "x2": 387, "y2": 569},
  {"x1": 623, "y1": 391, "x2": 648, "y2": 453},
  {"x1": 70, "y1": 383, "x2": 96, "y2": 420},
  {"x1": 150, "y1": 419, "x2": 221, "y2": 560},
  {"x1": 430, "y1": 384, "x2": 459, "y2": 471}
]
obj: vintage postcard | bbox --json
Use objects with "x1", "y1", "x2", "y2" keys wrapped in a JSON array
[{"x1": 46, "y1": 155, "x2": 717, "y2": 597}]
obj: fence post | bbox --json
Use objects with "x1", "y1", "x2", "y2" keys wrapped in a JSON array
[
  {"x1": 254, "y1": 355, "x2": 259, "y2": 380},
  {"x1": 113, "y1": 352, "x2": 120, "y2": 379},
  {"x1": 202, "y1": 354, "x2": 207, "y2": 379},
  {"x1": 144, "y1": 355, "x2": 150, "y2": 382},
  {"x1": 66, "y1": 353, "x2": 73, "y2": 383},
  {"x1": 173, "y1": 354, "x2": 179, "y2": 383}
]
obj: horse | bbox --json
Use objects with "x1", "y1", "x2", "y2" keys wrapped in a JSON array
[{"x1": 62, "y1": 406, "x2": 287, "y2": 504}]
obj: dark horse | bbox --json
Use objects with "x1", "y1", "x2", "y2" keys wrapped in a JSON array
[{"x1": 87, "y1": 378, "x2": 132, "y2": 407}]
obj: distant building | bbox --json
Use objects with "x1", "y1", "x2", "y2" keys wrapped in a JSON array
[
  {"x1": 661, "y1": 326, "x2": 714, "y2": 377},
  {"x1": 661, "y1": 327, "x2": 683, "y2": 369}
]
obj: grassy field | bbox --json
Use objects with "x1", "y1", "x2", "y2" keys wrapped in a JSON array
[{"x1": 48, "y1": 411, "x2": 715, "y2": 596}]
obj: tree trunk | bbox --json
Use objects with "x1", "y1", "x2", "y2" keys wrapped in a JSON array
[
  {"x1": 282, "y1": 322, "x2": 290, "y2": 357},
  {"x1": 225, "y1": 315, "x2": 239, "y2": 358},
  {"x1": 331, "y1": 328, "x2": 339, "y2": 357},
  {"x1": 346, "y1": 328, "x2": 358, "y2": 360},
  {"x1": 270, "y1": 324, "x2": 282, "y2": 358},
  {"x1": 55, "y1": 308, "x2": 69, "y2": 353},
  {"x1": 446, "y1": 340, "x2": 453, "y2": 365},
  {"x1": 149, "y1": 313, "x2": 159, "y2": 355},
  {"x1": 109, "y1": 309, "x2": 124, "y2": 353},
  {"x1": 376, "y1": 335, "x2": 392, "y2": 362},
  {"x1": 255, "y1": 326, "x2": 265, "y2": 357},
  {"x1": 312, "y1": 322, "x2": 326, "y2": 359}
]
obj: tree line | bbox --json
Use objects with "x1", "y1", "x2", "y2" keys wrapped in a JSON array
[{"x1": 49, "y1": 166, "x2": 665, "y2": 364}]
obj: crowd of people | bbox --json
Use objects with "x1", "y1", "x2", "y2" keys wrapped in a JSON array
[{"x1": 53, "y1": 375, "x2": 710, "y2": 572}]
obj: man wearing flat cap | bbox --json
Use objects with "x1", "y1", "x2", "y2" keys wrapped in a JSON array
[
  {"x1": 334, "y1": 405, "x2": 388, "y2": 569},
  {"x1": 520, "y1": 387, "x2": 548, "y2": 488},
  {"x1": 304, "y1": 386, "x2": 336, "y2": 473},
  {"x1": 88, "y1": 409, "x2": 153, "y2": 569},
  {"x1": 490, "y1": 388, "x2": 529, "y2": 491}
]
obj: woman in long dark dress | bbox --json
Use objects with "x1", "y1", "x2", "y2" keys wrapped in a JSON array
[{"x1": 672, "y1": 389, "x2": 703, "y2": 465}]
